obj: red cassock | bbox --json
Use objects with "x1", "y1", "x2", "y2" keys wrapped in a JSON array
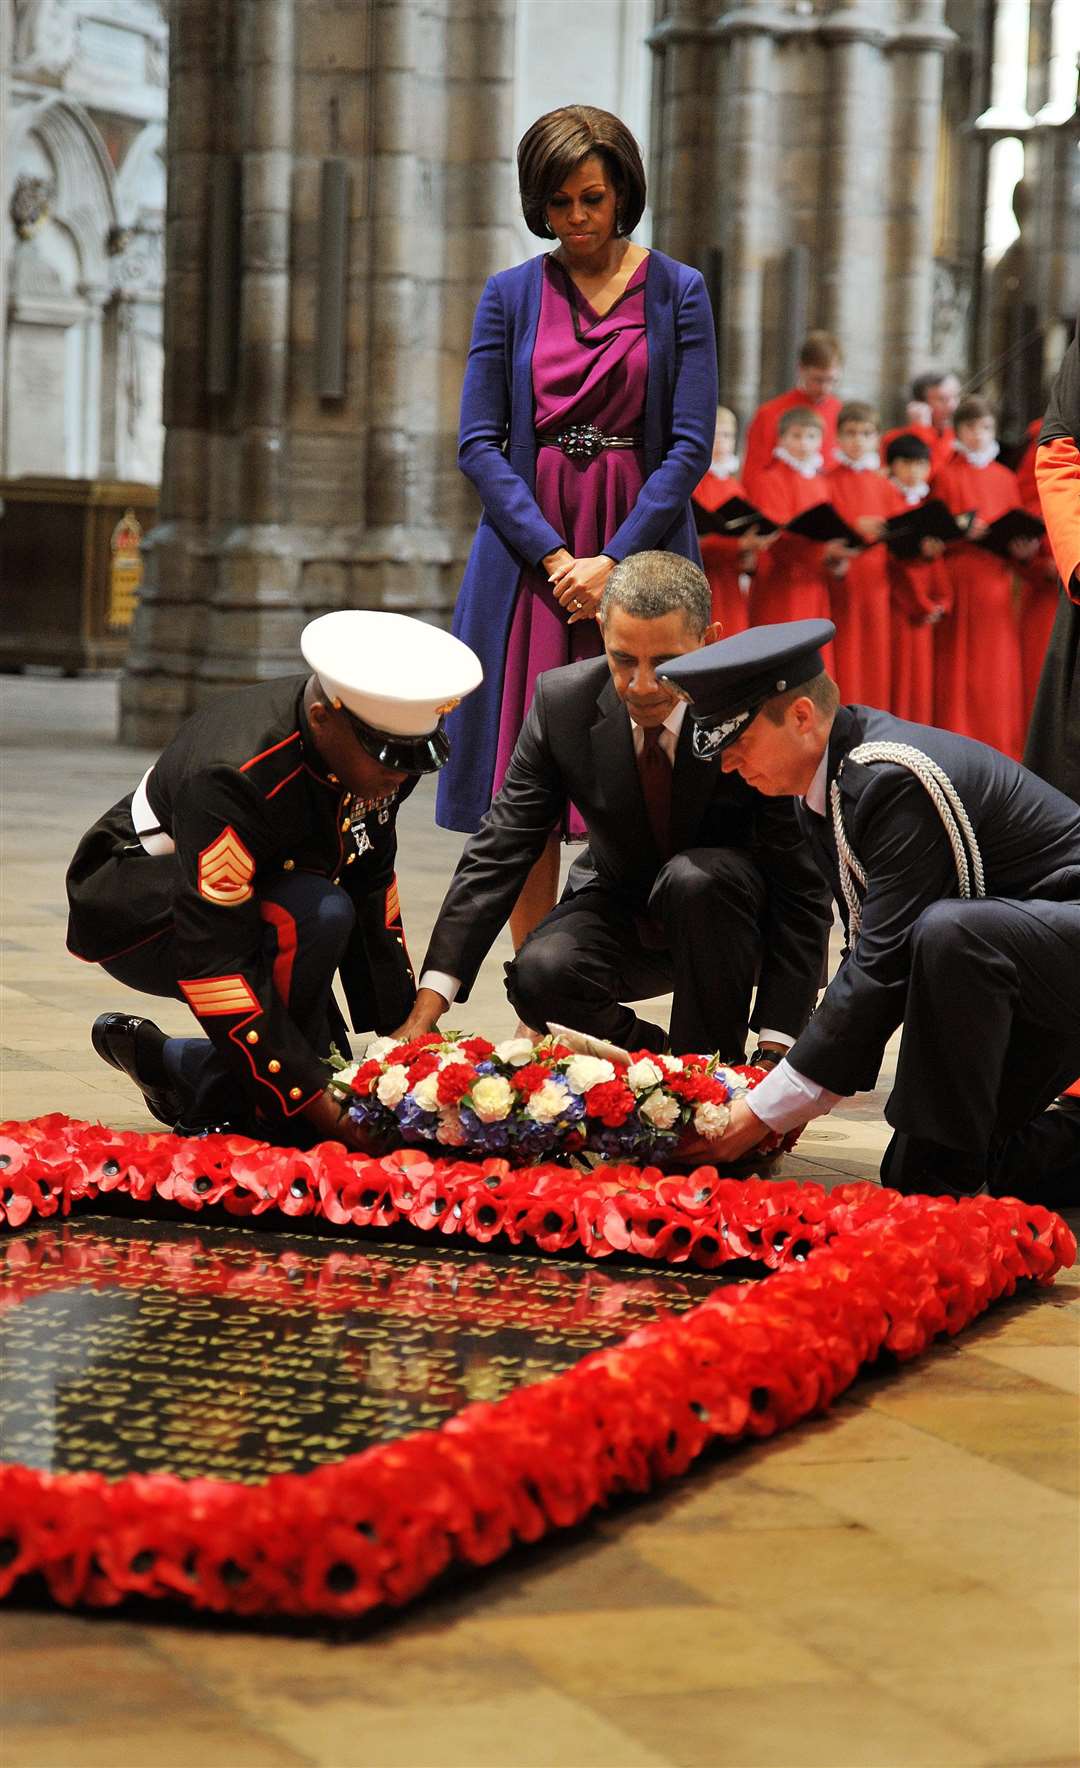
[
  {"x1": 932, "y1": 451, "x2": 1025, "y2": 760},
  {"x1": 879, "y1": 422, "x2": 956, "y2": 476},
  {"x1": 1035, "y1": 433, "x2": 1080, "y2": 1102},
  {"x1": 1016, "y1": 417, "x2": 1059, "y2": 724},
  {"x1": 886, "y1": 509, "x2": 953, "y2": 725},
  {"x1": 825, "y1": 463, "x2": 897, "y2": 706},
  {"x1": 746, "y1": 460, "x2": 834, "y2": 667},
  {"x1": 742, "y1": 389, "x2": 842, "y2": 491},
  {"x1": 691, "y1": 470, "x2": 750, "y2": 635}
]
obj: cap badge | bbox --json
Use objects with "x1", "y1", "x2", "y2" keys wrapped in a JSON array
[{"x1": 691, "y1": 708, "x2": 752, "y2": 761}]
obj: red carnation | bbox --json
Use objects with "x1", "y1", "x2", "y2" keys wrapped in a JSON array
[
  {"x1": 668, "y1": 1069, "x2": 728, "y2": 1105},
  {"x1": 407, "y1": 1051, "x2": 440, "y2": 1083},
  {"x1": 436, "y1": 1062, "x2": 476, "y2": 1106},
  {"x1": 511, "y1": 1063, "x2": 552, "y2": 1098},
  {"x1": 584, "y1": 1079, "x2": 636, "y2": 1127},
  {"x1": 460, "y1": 1036, "x2": 495, "y2": 1061},
  {"x1": 349, "y1": 1059, "x2": 382, "y2": 1096}
]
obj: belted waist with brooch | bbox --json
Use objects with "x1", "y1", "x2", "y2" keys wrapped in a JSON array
[{"x1": 535, "y1": 423, "x2": 642, "y2": 462}]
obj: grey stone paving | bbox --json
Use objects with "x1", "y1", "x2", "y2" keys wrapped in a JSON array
[{"x1": 0, "y1": 670, "x2": 895, "y2": 1183}]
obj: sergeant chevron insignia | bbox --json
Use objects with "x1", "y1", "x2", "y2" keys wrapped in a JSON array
[{"x1": 197, "y1": 826, "x2": 256, "y2": 905}]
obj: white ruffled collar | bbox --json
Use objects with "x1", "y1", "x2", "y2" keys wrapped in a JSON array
[
  {"x1": 834, "y1": 450, "x2": 881, "y2": 473},
  {"x1": 708, "y1": 455, "x2": 740, "y2": 481},
  {"x1": 773, "y1": 444, "x2": 823, "y2": 478},
  {"x1": 889, "y1": 478, "x2": 930, "y2": 506},
  {"x1": 954, "y1": 440, "x2": 1000, "y2": 469}
]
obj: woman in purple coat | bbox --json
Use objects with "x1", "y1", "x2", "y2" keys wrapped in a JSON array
[{"x1": 435, "y1": 105, "x2": 718, "y2": 945}]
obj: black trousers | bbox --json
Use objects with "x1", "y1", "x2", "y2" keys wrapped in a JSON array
[
  {"x1": 100, "y1": 874, "x2": 355, "y2": 1128},
  {"x1": 505, "y1": 847, "x2": 768, "y2": 1057},
  {"x1": 883, "y1": 895, "x2": 1080, "y2": 1196}
]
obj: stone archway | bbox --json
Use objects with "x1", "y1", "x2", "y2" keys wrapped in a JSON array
[{"x1": 3, "y1": 92, "x2": 118, "y2": 476}]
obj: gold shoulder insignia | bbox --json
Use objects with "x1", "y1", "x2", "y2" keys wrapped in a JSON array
[{"x1": 198, "y1": 825, "x2": 256, "y2": 906}]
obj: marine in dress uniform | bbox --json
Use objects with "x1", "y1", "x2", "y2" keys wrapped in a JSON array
[
  {"x1": 660, "y1": 621, "x2": 1080, "y2": 1204},
  {"x1": 67, "y1": 613, "x2": 482, "y2": 1142}
]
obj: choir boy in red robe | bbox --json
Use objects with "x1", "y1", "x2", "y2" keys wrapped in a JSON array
[
  {"x1": 880, "y1": 369, "x2": 960, "y2": 476},
  {"x1": 747, "y1": 407, "x2": 848, "y2": 655},
  {"x1": 742, "y1": 333, "x2": 843, "y2": 493},
  {"x1": 825, "y1": 402, "x2": 896, "y2": 705},
  {"x1": 1015, "y1": 415, "x2": 1059, "y2": 725},
  {"x1": 692, "y1": 407, "x2": 755, "y2": 634},
  {"x1": 933, "y1": 396, "x2": 1040, "y2": 759},
  {"x1": 883, "y1": 434, "x2": 952, "y2": 723}
]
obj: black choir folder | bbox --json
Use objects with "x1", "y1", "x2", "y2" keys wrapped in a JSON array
[
  {"x1": 883, "y1": 499, "x2": 973, "y2": 560},
  {"x1": 693, "y1": 497, "x2": 864, "y2": 548},
  {"x1": 974, "y1": 508, "x2": 1045, "y2": 556}
]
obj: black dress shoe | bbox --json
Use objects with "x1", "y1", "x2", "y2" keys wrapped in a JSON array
[{"x1": 91, "y1": 1013, "x2": 182, "y2": 1128}]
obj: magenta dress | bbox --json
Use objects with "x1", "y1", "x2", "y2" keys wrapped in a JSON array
[{"x1": 493, "y1": 255, "x2": 648, "y2": 835}]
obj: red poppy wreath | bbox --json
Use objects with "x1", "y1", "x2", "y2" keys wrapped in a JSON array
[{"x1": 0, "y1": 1111, "x2": 1074, "y2": 1623}]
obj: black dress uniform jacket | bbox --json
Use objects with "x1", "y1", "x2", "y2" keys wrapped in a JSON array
[
  {"x1": 790, "y1": 704, "x2": 1080, "y2": 1095},
  {"x1": 66, "y1": 676, "x2": 416, "y2": 1119},
  {"x1": 423, "y1": 656, "x2": 832, "y2": 1032}
]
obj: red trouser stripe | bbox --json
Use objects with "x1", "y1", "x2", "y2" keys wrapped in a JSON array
[{"x1": 258, "y1": 900, "x2": 298, "y2": 1005}]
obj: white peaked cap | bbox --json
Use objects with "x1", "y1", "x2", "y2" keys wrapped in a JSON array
[{"x1": 300, "y1": 610, "x2": 483, "y2": 737}]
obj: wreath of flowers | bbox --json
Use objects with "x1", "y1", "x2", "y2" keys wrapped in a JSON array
[
  {"x1": 0, "y1": 1113, "x2": 1074, "y2": 1622},
  {"x1": 330, "y1": 1034, "x2": 797, "y2": 1163}
]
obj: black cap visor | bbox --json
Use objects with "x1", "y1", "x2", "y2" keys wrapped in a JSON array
[{"x1": 344, "y1": 707, "x2": 451, "y2": 774}]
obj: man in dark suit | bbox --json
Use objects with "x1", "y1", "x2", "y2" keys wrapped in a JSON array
[
  {"x1": 661, "y1": 620, "x2": 1080, "y2": 1203},
  {"x1": 401, "y1": 554, "x2": 833, "y2": 1061},
  {"x1": 67, "y1": 611, "x2": 481, "y2": 1144}
]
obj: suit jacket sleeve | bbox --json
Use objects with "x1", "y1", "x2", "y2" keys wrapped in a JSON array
[
  {"x1": 786, "y1": 768, "x2": 957, "y2": 1092},
  {"x1": 421, "y1": 675, "x2": 567, "y2": 998},
  {"x1": 169, "y1": 768, "x2": 333, "y2": 1118},
  {"x1": 457, "y1": 275, "x2": 566, "y2": 568},
  {"x1": 603, "y1": 270, "x2": 717, "y2": 561},
  {"x1": 749, "y1": 795, "x2": 834, "y2": 1035}
]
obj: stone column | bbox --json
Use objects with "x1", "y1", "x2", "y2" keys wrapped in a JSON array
[
  {"x1": 817, "y1": 2, "x2": 896, "y2": 400},
  {"x1": 121, "y1": 0, "x2": 516, "y2": 746},
  {"x1": 121, "y1": 0, "x2": 218, "y2": 741},
  {"x1": 884, "y1": 1, "x2": 956, "y2": 410},
  {"x1": 647, "y1": 0, "x2": 717, "y2": 270},
  {"x1": 710, "y1": 2, "x2": 788, "y2": 422}
]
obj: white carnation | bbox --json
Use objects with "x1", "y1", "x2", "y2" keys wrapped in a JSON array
[
  {"x1": 658, "y1": 1054, "x2": 684, "y2": 1074},
  {"x1": 365, "y1": 1035, "x2": 400, "y2": 1062},
  {"x1": 693, "y1": 1100, "x2": 731, "y2": 1138},
  {"x1": 410, "y1": 1073, "x2": 441, "y2": 1113},
  {"x1": 470, "y1": 1075, "x2": 514, "y2": 1123},
  {"x1": 435, "y1": 1107, "x2": 468, "y2": 1146},
  {"x1": 494, "y1": 1036, "x2": 536, "y2": 1066},
  {"x1": 640, "y1": 1090, "x2": 680, "y2": 1130},
  {"x1": 375, "y1": 1064, "x2": 409, "y2": 1107},
  {"x1": 525, "y1": 1079, "x2": 570, "y2": 1123},
  {"x1": 564, "y1": 1054, "x2": 615, "y2": 1095},
  {"x1": 626, "y1": 1058, "x2": 665, "y2": 1094},
  {"x1": 336, "y1": 1061, "x2": 359, "y2": 1089}
]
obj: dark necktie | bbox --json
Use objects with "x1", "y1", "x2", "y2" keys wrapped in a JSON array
[{"x1": 638, "y1": 724, "x2": 673, "y2": 857}]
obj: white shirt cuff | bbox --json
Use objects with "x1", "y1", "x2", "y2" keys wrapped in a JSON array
[
  {"x1": 747, "y1": 1057, "x2": 845, "y2": 1134},
  {"x1": 756, "y1": 1028, "x2": 795, "y2": 1050},
  {"x1": 418, "y1": 970, "x2": 459, "y2": 1007}
]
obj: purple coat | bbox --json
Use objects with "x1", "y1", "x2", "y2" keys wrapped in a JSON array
[{"x1": 436, "y1": 248, "x2": 718, "y2": 833}]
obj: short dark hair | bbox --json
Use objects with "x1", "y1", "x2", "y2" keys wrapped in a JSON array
[
  {"x1": 885, "y1": 433, "x2": 932, "y2": 465},
  {"x1": 955, "y1": 394, "x2": 993, "y2": 426},
  {"x1": 798, "y1": 331, "x2": 842, "y2": 369},
  {"x1": 517, "y1": 106, "x2": 647, "y2": 240},
  {"x1": 911, "y1": 369, "x2": 958, "y2": 402},
  {"x1": 760, "y1": 672, "x2": 840, "y2": 724},
  {"x1": 837, "y1": 400, "x2": 879, "y2": 430},
  {"x1": 600, "y1": 552, "x2": 711, "y2": 635},
  {"x1": 778, "y1": 404, "x2": 823, "y2": 437}
]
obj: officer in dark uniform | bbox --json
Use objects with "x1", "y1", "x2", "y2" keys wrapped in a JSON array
[
  {"x1": 659, "y1": 620, "x2": 1080, "y2": 1204},
  {"x1": 67, "y1": 611, "x2": 482, "y2": 1144}
]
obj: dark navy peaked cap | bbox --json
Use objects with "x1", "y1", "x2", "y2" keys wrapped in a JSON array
[{"x1": 659, "y1": 620, "x2": 836, "y2": 757}]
